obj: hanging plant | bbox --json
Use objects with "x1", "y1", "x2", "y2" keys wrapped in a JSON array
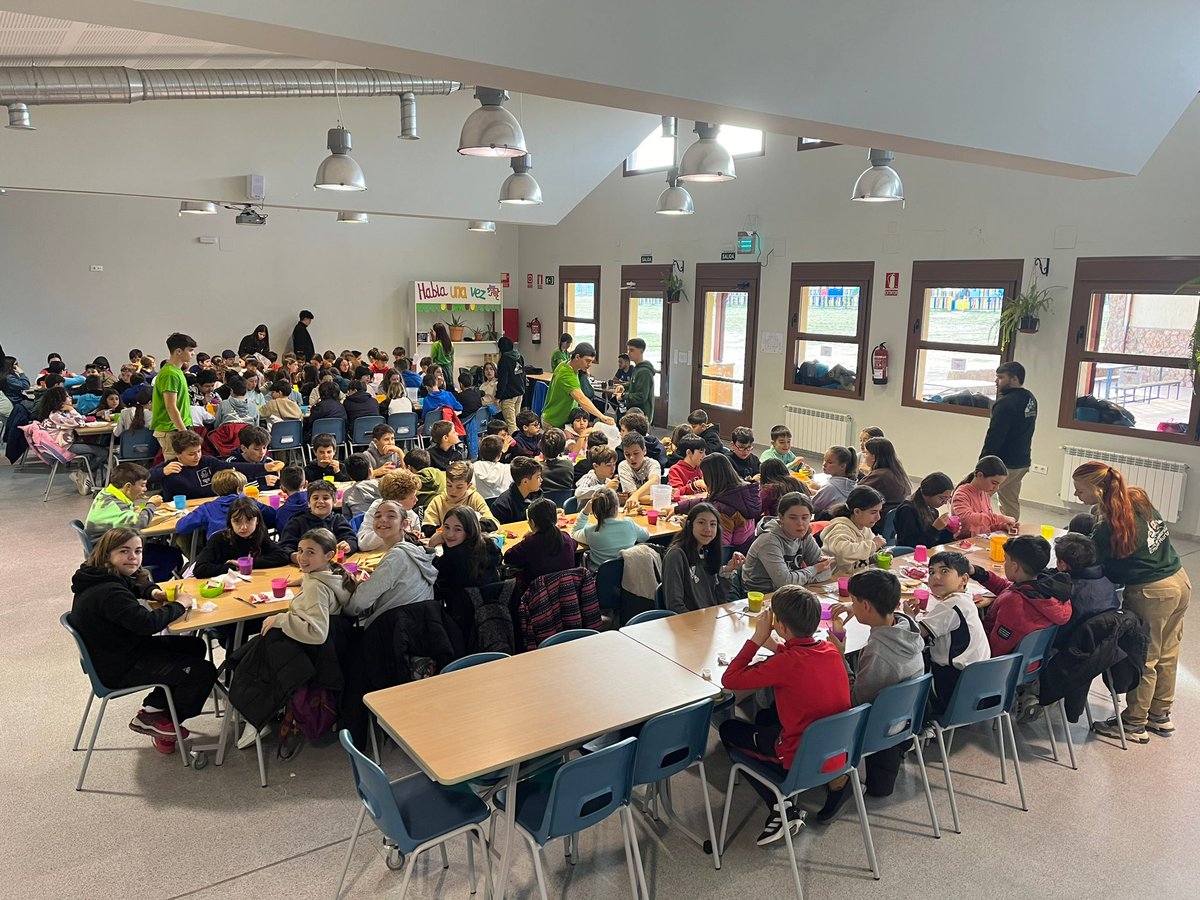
[
  {"x1": 997, "y1": 278, "x2": 1055, "y2": 350},
  {"x1": 663, "y1": 271, "x2": 688, "y2": 304}
]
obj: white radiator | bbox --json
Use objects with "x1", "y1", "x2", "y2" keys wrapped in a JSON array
[
  {"x1": 783, "y1": 405, "x2": 854, "y2": 456},
  {"x1": 1059, "y1": 445, "x2": 1189, "y2": 523}
]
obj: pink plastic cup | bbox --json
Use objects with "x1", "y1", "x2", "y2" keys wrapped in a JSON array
[
  {"x1": 268, "y1": 493, "x2": 281, "y2": 509},
  {"x1": 914, "y1": 545, "x2": 928, "y2": 563},
  {"x1": 343, "y1": 562, "x2": 359, "y2": 576},
  {"x1": 237, "y1": 557, "x2": 253, "y2": 575},
  {"x1": 837, "y1": 577, "x2": 849, "y2": 597},
  {"x1": 271, "y1": 577, "x2": 288, "y2": 599},
  {"x1": 646, "y1": 509, "x2": 659, "y2": 525},
  {"x1": 820, "y1": 604, "x2": 833, "y2": 622},
  {"x1": 336, "y1": 489, "x2": 344, "y2": 502},
  {"x1": 947, "y1": 515, "x2": 961, "y2": 533},
  {"x1": 914, "y1": 587, "x2": 930, "y2": 611}
]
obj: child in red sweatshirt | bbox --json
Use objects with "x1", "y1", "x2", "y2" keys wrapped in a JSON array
[
  {"x1": 668, "y1": 433, "x2": 707, "y2": 501},
  {"x1": 972, "y1": 534, "x2": 1072, "y2": 656},
  {"x1": 719, "y1": 585, "x2": 851, "y2": 846}
]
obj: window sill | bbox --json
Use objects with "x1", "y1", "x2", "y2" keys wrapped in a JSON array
[{"x1": 1055, "y1": 414, "x2": 1197, "y2": 445}]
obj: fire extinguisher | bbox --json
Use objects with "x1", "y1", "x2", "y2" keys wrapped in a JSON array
[
  {"x1": 527, "y1": 317, "x2": 542, "y2": 344},
  {"x1": 872, "y1": 342, "x2": 889, "y2": 385}
]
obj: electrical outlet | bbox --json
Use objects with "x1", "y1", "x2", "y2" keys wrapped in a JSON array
[
  {"x1": 89, "y1": 265, "x2": 103, "y2": 272},
  {"x1": 1031, "y1": 464, "x2": 1048, "y2": 475}
]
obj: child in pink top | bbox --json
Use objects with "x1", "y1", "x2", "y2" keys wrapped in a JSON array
[{"x1": 950, "y1": 455, "x2": 1016, "y2": 536}]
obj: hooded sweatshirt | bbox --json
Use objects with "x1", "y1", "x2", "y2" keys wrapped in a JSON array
[
  {"x1": 810, "y1": 475, "x2": 857, "y2": 515},
  {"x1": 177, "y1": 493, "x2": 277, "y2": 539},
  {"x1": 213, "y1": 395, "x2": 259, "y2": 428},
  {"x1": 192, "y1": 530, "x2": 290, "y2": 578},
  {"x1": 1064, "y1": 564, "x2": 1119, "y2": 623},
  {"x1": 974, "y1": 567, "x2": 1072, "y2": 656},
  {"x1": 84, "y1": 484, "x2": 158, "y2": 538},
  {"x1": 951, "y1": 482, "x2": 1009, "y2": 537},
  {"x1": 920, "y1": 590, "x2": 991, "y2": 670},
  {"x1": 741, "y1": 518, "x2": 824, "y2": 593},
  {"x1": 274, "y1": 490, "x2": 308, "y2": 533},
  {"x1": 495, "y1": 340, "x2": 526, "y2": 401},
  {"x1": 981, "y1": 385, "x2": 1037, "y2": 468},
  {"x1": 696, "y1": 423, "x2": 724, "y2": 456},
  {"x1": 821, "y1": 516, "x2": 878, "y2": 575},
  {"x1": 677, "y1": 480, "x2": 762, "y2": 548},
  {"x1": 622, "y1": 360, "x2": 657, "y2": 419},
  {"x1": 342, "y1": 540, "x2": 438, "y2": 629},
  {"x1": 272, "y1": 568, "x2": 352, "y2": 644},
  {"x1": 850, "y1": 612, "x2": 926, "y2": 705}
]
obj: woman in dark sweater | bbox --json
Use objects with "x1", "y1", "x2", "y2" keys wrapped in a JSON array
[
  {"x1": 892, "y1": 472, "x2": 956, "y2": 549},
  {"x1": 503, "y1": 498, "x2": 579, "y2": 593},
  {"x1": 430, "y1": 506, "x2": 501, "y2": 652},
  {"x1": 69, "y1": 528, "x2": 217, "y2": 753},
  {"x1": 192, "y1": 498, "x2": 290, "y2": 578}
]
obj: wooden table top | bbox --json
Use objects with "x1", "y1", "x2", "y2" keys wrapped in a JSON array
[
  {"x1": 365, "y1": 630, "x2": 720, "y2": 784},
  {"x1": 622, "y1": 605, "x2": 770, "y2": 677},
  {"x1": 164, "y1": 565, "x2": 295, "y2": 632},
  {"x1": 497, "y1": 511, "x2": 681, "y2": 548},
  {"x1": 892, "y1": 522, "x2": 1062, "y2": 571},
  {"x1": 75, "y1": 421, "x2": 116, "y2": 436}
]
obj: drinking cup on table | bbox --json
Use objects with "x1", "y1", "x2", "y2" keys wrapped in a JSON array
[
  {"x1": 244, "y1": 484, "x2": 259, "y2": 498},
  {"x1": 162, "y1": 584, "x2": 178, "y2": 602},
  {"x1": 747, "y1": 591, "x2": 765, "y2": 614},
  {"x1": 837, "y1": 577, "x2": 849, "y2": 597},
  {"x1": 343, "y1": 562, "x2": 359, "y2": 576},
  {"x1": 1041, "y1": 524, "x2": 1056, "y2": 541},
  {"x1": 237, "y1": 556, "x2": 254, "y2": 575},
  {"x1": 947, "y1": 515, "x2": 961, "y2": 533},
  {"x1": 876, "y1": 551, "x2": 893, "y2": 570},
  {"x1": 989, "y1": 534, "x2": 1008, "y2": 563},
  {"x1": 271, "y1": 577, "x2": 288, "y2": 599},
  {"x1": 268, "y1": 493, "x2": 281, "y2": 509},
  {"x1": 913, "y1": 587, "x2": 930, "y2": 611},
  {"x1": 324, "y1": 475, "x2": 335, "y2": 483},
  {"x1": 173, "y1": 495, "x2": 187, "y2": 511},
  {"x1": 914, "y1": 545, "x2": 928, "y2": 563},
  {"x1": 646, "y1": 508, "x2": 659, "y2": 525},
  {"x1": 493, "y1": 533, "x2": 506, "y2": 549},
  {"x1": 337, "y1": 490, "x2": 344, "y2": 502}
]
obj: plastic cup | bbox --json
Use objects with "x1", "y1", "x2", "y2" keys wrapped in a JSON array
[
  {"x1": 947, "y1": 514, "x2": 961, "y2": 533},
  {"x1": 237, "y1": 556, "x2": 253, "y2": 575},
  {"x1": 493, "y1": 533, "x2": 506, "y2": 549},
  {"x1": 1041, "y1": 524, "x2": 1056, "y2": 541},
  {"x1": 837, "y1": 577, "x2": 849, "y2": 597},
  {"x1": 301, "y1": 405, "x2": 310, "y2": 415},
  {"x1": 268, "y1": 493, "x2": 281, "y2": 509},
  {"x1": 646, "y1": 509, "x2": 659, "y2": 525},
  {"x1": 914, "y1": 587, "x2": 930, "y2": 611},
  {"x1": 701, "y1": 668, "x2": 713, "y2": 681},
  {"x1": 336, "y1": 489, "x2": 345, "y2": 502},
  {"x1": 820, "y1": 603, "x2": 833, "y2": 622},
  {"x1": 336, "y1": 547, "x2": 345, "y2": 563},
  {"x1": 173, "y1": 495, "x2": 187, "y2": 511},
  {"x1": 914, "y1": 545, "x2": 928, "y2": 563},
  {"x1": 324, "y1": 475, "x2": 335, "y2": 483},
  {"x1": 162, "y1": 583, "x2": 178, "y2": 602},
  {"x1": 244, "y1": 484, "x2": 259, "y2": 498},
  {"x1": 876, "y1": 551, "x2": 893, "y2": 570},
  {"x1": 271, "y1": 577, "x2": 288, "y2": 599},
  {"x1": 747, "y1": 591, "x2": 765, "y2": 614},
  {"x1": 343, "y1": 562, "x2": 359, "y2": 576},
  {"x1": 989, "y1": 534, "x2": 1008, "y2": 562}
]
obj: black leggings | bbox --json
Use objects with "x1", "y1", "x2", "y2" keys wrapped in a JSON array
[
  {"x1": 719, "y1": 706, "x2": 788, "y2": 811},
  {"x1": 109, "y1": 636, "x2": 217, "y2": 722}
]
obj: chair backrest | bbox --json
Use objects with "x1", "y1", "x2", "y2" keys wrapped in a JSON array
[
  {"x1": 781, "y1": 703, "x2": 871, "y2": 795},
  {"x1": 594, "y1": 558, "x2": 625, "y2": 611},
  {"x1": 562, "y1": 495, "x2": 580, "y2": 515},
  {"x1": 69, "y1": 519, "x2": 94, "y2": 557},
  {"x1": 1013, "y1": 625, "x2": 1059, "y2": 685},
  {"x1": 387, "y1": 412, "x2": 418, "y2": 442},
  {"x1": 538, "y1": 628, "x2": 599, "y2": 649},
  {"x1": 938, "y1": 654, "x2": 1025, "y2": 729},
  {"x1": 311, "y1": 417, "x2": 346, "y2": 444},
  {"x1": 60, "y1": 611, "x2": 110, "y2": 697},
  {"x1": 442, "y1": 651, "x2": 510, "y2": 674},
  {"x1": 267, "y1": 419, "x2": 303, "y2": 452},
  {"x1": 858, "y1": 673, "x2": 932, "y2": 758},
  {"x1": 475, "y1": 406, "x2": 493, "y2": 432},
  {"x1": 728, "y1": 567, "x2": 744, "y2": 599},
  {"x1": 632, "y1": 699, "x2": 713, "y2": 786},
  {"x1": 879, "y1": 507, "x2": 897, "y2": 542},
  {"x1": 542, "y1": 489, "x2": 572, "y2": 508},
  {"x1": 422, "y1": 407, "x2": 443, "y2": 432},
  {"x1": 536, "y1": 736, "x2": 637, "y2": 841},
  {"x1": 461, "y1": 411, "x2": 481, "y2": 459},
  {"x1": 117, "y1": 427, "x2": 158, "y2": 462},
  {"x1": 626, "y1": 608, "x2": 676, "y2": 626},
  {"x1": 350, "y1": 415, "x2": 386, "y2": 445},
  {"x1": 531, "y1": 380, "x2": 549, "y2": 416},
  {"x1": 338, "y1": 729, "x2": 418, "y2": 851},
  {"x1": 654, "y1": 583, "x2": 665, "y2": 609}
]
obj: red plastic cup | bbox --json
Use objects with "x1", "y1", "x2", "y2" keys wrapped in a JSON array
[
  {"x1": 237, "y1": 557, "x2": 253, "y2": 575},
  {"x1": 271, "y1": 577, "x2": 288, "y2": 599},
  {"x1": 837, "y1": 577, "x2": 849, "y2": 597},
  {"x1": 646, "y1": 509, "x2": 659, "y2": 525}
]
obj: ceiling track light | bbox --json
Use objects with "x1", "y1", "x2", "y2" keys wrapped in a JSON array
[
  {"x1": 851, "y1": 148, "x2": 904, "y2": 202},
  {"x1": 467, "y1": 220, "x2": 497, "y2": 233},
  {"x1": 499, "y1": 152, "x2": 543, "y2": 205},
  {"x1": 336, "y1": 211, "x2": 369, "y2": 224},
  {"x1": 458, "y1": 87, "x2": 527, "y2": 158},
  {"x1": 655, "y1": 166, "x2": 694, "y2": 216},
  {"x1": 677, "y1": 121, "x2": 735, "y2": 183},
  {"x1": 661, "y1": 116, "x2": 677, "y2": 138},
  {"x1": 179, "y1": 200, "x2": 217, "y2": 215},
  {"x1": 314, "y1": 125, "x2": 366, "y2": 191},
  {"x1": 6, "y1": 102, "x2": 34, "y2": 130},
  {"x1": 398, "y1": 92, "x2": 419, "y2": 140}
]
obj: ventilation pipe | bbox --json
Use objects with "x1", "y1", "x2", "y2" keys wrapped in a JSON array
[{"x1": 398, "y1": 91, "x2": 419, "y2": 140}]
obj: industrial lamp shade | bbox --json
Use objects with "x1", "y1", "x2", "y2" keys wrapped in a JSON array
[
  {"x1": 6, "y1": 102, "x2": 34, "y2": 130},
  {"x1": 467, "y1": 220, "x2": 497, "y2": 233},
  {"x1": 498, "y1": 153, "x2": 543, "y2": 205},
  {"x1": 458, "y1": 88, "x2": 527, "y2": 158},
  {"x1": 315, "y1": 126, "x2": 367, "y2": 191},
  {"x1": 178, "y1": 200, "x2": 217, "y2": 215},
  {"x1": 336, "y1": 211, "x2": 369, "y2": 223},
  {"x1": 655, "y1": 167, "x2": 694, "y2": 215},
  {"x1": 851, "y1": 149, "x2": 904, "y2": 202},
  {"x1": 677, "y1": 122, "x2": 735, "y2": 183}
]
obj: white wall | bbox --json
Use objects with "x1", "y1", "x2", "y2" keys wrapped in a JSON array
[
  {"x1": 0, "y1": 190, "x2": 517, "y2": 366},
  {"x1": 515, "y1": 98, "x2": 1200, "y2": 535}
]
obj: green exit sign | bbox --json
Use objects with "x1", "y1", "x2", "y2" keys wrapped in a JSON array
[{"x1": 736, "y1": 231, "x2": 759, "y2": 254}]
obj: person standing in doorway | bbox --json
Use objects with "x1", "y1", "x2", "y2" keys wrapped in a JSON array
[
  {"x1": 617, "y1": 338, "x2": 656, "y2": 421},
  {"x1": 291, "y1": 310, "x2": 315, "y2": 362},
  {"x1": 980, "y1": 361, "x2": 1037, "y2": 520},
  {"x1": 151, "y1": 333, "x2": 197, "y2": 461}
]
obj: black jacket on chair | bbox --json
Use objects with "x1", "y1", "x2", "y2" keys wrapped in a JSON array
[{"x1": 1039, "y1": 608, "x2": 1149, "y2": 722}]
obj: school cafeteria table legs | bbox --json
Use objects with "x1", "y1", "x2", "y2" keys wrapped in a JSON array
[{"x1": 492, "y1": 762, "x2": 522, "y2": 900}]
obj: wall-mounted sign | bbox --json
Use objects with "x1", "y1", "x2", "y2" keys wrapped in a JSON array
[
  {"x1": 411, "y1": 280, "x2": 503, "y2": 312},
  {"x1": 527, "y1": 273, "x2": 534, "y2": 288},
  {"x1": 640, "y1": 254, "x2": 653, "y2": 263},
  {"x1": 501, "y1": 272, "x2": 510, "y2": 288},
  {"x1": 721, "y1": 251, "x2": 736, "y2": 261},
  {"x1": 884, "y1": 272, "x2": 900, "y2": 296},
  {"x1": 545, "y1": 275, "x2": 555, "y2": 286},
  {"x1": 537, "y1": 274, "x2": 544, "y2": 290}
]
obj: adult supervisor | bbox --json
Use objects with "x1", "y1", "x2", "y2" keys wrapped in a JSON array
[
  {"x1": 541, "y1": 342, "x2": 614, "y2": 428},
  {"x1": 980, "y1": 360, "x2": 1036, "y2": 520},
  {"x1": 237, "y1": 324, "x2": 271, "y2": 360},
  {"x1": 616, "y1": 337, "x2": 656, "y2": 419},
  {"x1": 291, "y1": 310, "x2": 315, "y2": 361},
  {"x1": 151, "y1": 332, "x2": 197, "y2": 460}
]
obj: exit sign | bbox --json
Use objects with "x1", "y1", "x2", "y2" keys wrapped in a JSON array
[
  {"x1": 720, "y1": 251, "x2": 736, "y2": 261},
  {"x1": 640, "y1": 254, "x2": 653, "y2": 263}
]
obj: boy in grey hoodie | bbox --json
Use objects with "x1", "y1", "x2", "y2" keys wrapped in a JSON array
[
  {"x1": 741, "y1": 494, "x2": 833, "y2": 593},
  {"x1": 822, "y1": 569, "x2": 925, "y2": 821}
]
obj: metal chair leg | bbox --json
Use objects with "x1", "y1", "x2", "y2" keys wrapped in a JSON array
[
  {"x1": 439, "y1": 841, "x2": 449, "y2": 869},
  {"x1": 848, "y1": 768, "x2": 880, "y2": 879},
  {"x1": 934, "y1": 724, "x2": 961, "y2": 834},
  {"x1": 1002, "y1": 712, "x2": 1028, "y2": 811},
  {"x1": 334, "y1": 805, "x2": 368, "y2": 899},
  {"x1": 1109, "y1": 683, "x2": 1128, "y2": 750},
  {"x1": 773, "y1": 785, "x2": 806, "y2": 900},
  {"x1": 996, "y1": 715, "x2": 1007, "y2": 784},
  {"x1": 717, "y1": 765, "x2": 739, "y2": 856},
  {"x1": 1044, "y1": 703, "x2": 1061, "y2": 762},
  {"x1": 697, "y1": 761, "x2": 722, "y2": 869},
  {"x1": 466, "y1": 832, "x2": 477, "y2": 895},
  {"x1": 528, "y1": 836, "x2": 551, "y2": 900},
  {"x1": 911, "y1": 737, "x2": 941, "y2": 838},
  {"x1": 44, "y1": 460, "x2": 59, "y2": 501},
  {"x1": 73, "y1": 692, "x2": 95, "y2": 750},
  {"x1": 161, "y1": 687, "x2": 191, "y2": 769},
  {"x1": 254, "y1": 730, "x2": 267, "y2": 787},
  {"x1": 623, "y1": 806, "x2": 650, "y2": 900},
  {"x1": 620, "y1": 814, "x2": 639, "y2": 900},
  {"x1": 76, "y1": 695, "x2": 109, "y2": 790},
  {"x1": 1059, "y1": 699, "x2": 1078, "y2": 770}
]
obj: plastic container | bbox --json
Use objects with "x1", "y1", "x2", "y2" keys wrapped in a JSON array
[
  {"x1": 913, "y1": 587, "x2": 930, "y2": 611},
  {"x1": 1040, "y1": 524, "x2": 1056, "y2": 541},
  {"x1": 747, "y1": 591, "x2": 765, "y2": 613},
  {"x1": 876, "y1": 551, "x2": 893, "y2": 570},
  {"x1": 989, "y1": 534, "x2": 1008, "y2": 562},
  {"x1": 646, "y1": 509, "x2": 659, "y2": 525},
  {"x1": 244, "y1": 484, "x2": 259, "y2": 498},
  {"x1": 271, "y1": 577, "x2": 288, "y2": 599},
  {"x1": 343, "y1": 562, "x2": 359, "y2": 576},
  {"x1": 162, "y1": 583, "x2": 179, "y2": 602},
  {"x1": 199, "y1": 583, "x2": 224, "y2": 599},
  {"x1": 914, "y1": 545, "x2": 928, "y2": 563},
  {"x1": 237, "y1": 557, "x2": 254, "y2": 575},
  {"x1": 837, "y1": 577, "x2": 849, "y2": 597},
  {"x1": 650, "y1": 484, "x2": 672, "y2": 511},
  {"x1": 947, "y1": 514, "x2": 961, "y2": 533},
  {"x1": 173, "y1": 495, "x2": 187, "y2": 511},
  {"x1": 268, "y1": 493, "x2": 281, "y2": 509}
]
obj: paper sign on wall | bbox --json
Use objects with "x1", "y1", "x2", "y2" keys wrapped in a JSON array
[
  {"x1": 759, "y1": 332, "x2": 784, "y2": 355},
  {"x1": 501, "y1": 272, "x2": 510, "y2": 288},
  {"x1": 885, "y1": 272, "x2": 900, "y2": 296},
  {"x1": 527, "y1": 273, "x2": 534, "y2": 288}
]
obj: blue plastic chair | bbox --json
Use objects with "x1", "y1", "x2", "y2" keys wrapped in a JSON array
[
  {"x1": 889, "y1": 545, "x2": 916, "y2": 557},
  {"x1": 69, "y1": 519, "x2": 94, "y2": 557},
  {"x1": 857, "y1": 674, "x2": 941, "y2": 848},
  {"x1": 347, "y1": 415, "x2": 386, "y2": 454},
  {"x1": 421, "y1": 406, "x2": 443, "y2": 441},
  {"x1": 115, "y1": 427, "x2": 159, "y2": 465},
  {"x1": 1012, "y1": 625, "x2": 1076, "y2": 769},
  {"x1": 654, "y1": 583, "x2": 666, "y2": 609},
  {"x1": 531, "y1": 380, "x2": 549, "y2": 416},
  {"x1": 442, "y1": 652, "x2": 510, "y2": 673},
  {"x1": 632, "y1": 699, "x2": 721, "y2": 869},
  {"x1": 728, "y1": 567, "x2": 744, "y2": 599},
  {"x1": 334, "y1": 730, "x2": 491, "y2": 899},
  {"x1": 879, "y1": 508, "x2": 898, "y2": 541},
  {"x1": 625, "y1": 609, "x2": 676, "y2": 626},
  {"x1": 931, "y1": 653, "x2": 1027, "y2": 834},
  {"x1": 593, "y1": 557, "x2": 625, "y2": 622},
  {"x1": 720, "y1": 704, "x2": 876, "y2": 897},
  {"x1": 387, "y1": 412, "x2": 419, "y2": 448},
  {"x1": 493, "y1": 736, "x2": 648, "y2": 900},
  {"x1": 309, "y1": 417, "x2": 346, "y2": 460},
  {"x1": 538, "y1": 628, "x2": 599, "y2": 649},
  {"x1": 461, "y1": 410, "x2": 481, "y2": 459},
  {"x1": 266, "y1": 419, "x2": 303, "y2": 463},
  {"x1": 542, "y1": 489, "x2": 572, "y2": 507},
  {"x1": 60, "y1": 612, "x2": 190, "y2": 790},
  {"x1": 562, "y1": 495, "x2": 580, "y2": 514}
]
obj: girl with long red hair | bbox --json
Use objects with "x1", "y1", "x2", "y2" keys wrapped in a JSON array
[{"x1": 1072, "y1": 461, "x2": 1190, "y2": 743}]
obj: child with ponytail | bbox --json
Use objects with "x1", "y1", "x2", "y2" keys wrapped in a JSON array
[{"x1": 951, "y1": 455, "x2": 1015, "y2": 536}]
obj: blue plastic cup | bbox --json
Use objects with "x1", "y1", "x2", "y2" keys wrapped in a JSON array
[{"x1": 173, "y1": 495, "x2": 187, "y2": 511}]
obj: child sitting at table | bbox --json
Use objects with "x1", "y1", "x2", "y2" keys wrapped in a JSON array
[
  {"x1": 213, "y1": 373, "x2": 259, "y2": 428},
  {"x1": 225, "y1": 425, "x2": 278, "y2": 491},
  {"x1": 192, "y1": 496, "x2": 290, "y2": 578},
  {"x1": 572, "y1": 487, "x2": 650, "y2": 571},
  {"x1": 971, "y1": 535, "x2": 1072, "y2": 655},
  {"x1": 486, "y1": 416, "x2": 517, "y2": 456},
  {"x1": 356, "y1": 469, "x2": 424, "y2": 550},
  {"x1": 274, "y1": 465, "x2": 308, "y2": 533},
  {"x1": 539, "y1": 427, "x2": 576, "y2": 493},
  {"x1": 92, "y1": 388, "x2": 122, "y2": 423},
  {"x1": 259, "y1": 379, "x2": 304, "y2": 423},
  {"x1": 1067, "y1": 513, "x2": 1095, "y2": 535},
  {"x1": 718, "y1": 585, "x2": 851, "y2": 845},
  {"x1": 404, "y1": 447, "x2": 446, "y2": 509},
  {"x1": 85, "y1": 461, "x2": 161, "y2": 538},
  {"x1": 341, "y1": 453, "x2": 381, "y2": 519},
  {"x1": 687, "y1": 408, "x2": 725, "y2": 455},
  {"x1": 574, "y1": 445, "x2": 620, "y2": 502},
  {"x1": 509, "y1": 410, "x2": 543, "y2": 460},
  {"x1": 575, "y1": 431, "x2": 608, "y2": 484},
  {"x1": 810, "y1": 446, "x2": 858, "y2": 515},
  {"x1": 489, "y1": 455, "x2": 543, "y2": 524},
  {"x1": 178, "y1": 469, "x2": 277, "y2": 539},
  {"x1": 113, "y1": 385, "x2": 152, "y2": 437},
  {"x1": 893, "y1": 472, "x2": 956, "y2": 550},
  {"x1": 662, "y1": 502, "x2": 745, "y2": 613},
  {"x1": 278, "y1": 479, "x2": 358, "y2": 558},
  {"x1": 616, "y1": 433, "x2": 660, "y2": 508},
  {"x1": 668, "y1": 433, "x2": 708, "y2": 501},
  {"x1": 305, "y1": 432, "x2": 352, "y2": 484},
  {"x1": 363, "y1": 422, "x2": 402, "y2": 477},
  {"x1": 423, "y1": 460, "x2": 498, "y2": 534},
  {"x1": 760, "y1": 424, "x2": 804, "y2": 472},
  {"x1": 472, "y1": 434, "x2": 513, "y2": 501},
  {"x1": 149, "y1": 431, "x2": 278, "y2": 499},
  {"x1": 821, "y1": 486, "x2": 887, "y2": 575},
  {"x1": 951, "y1": 455, "x2": 1015, "y2": 537},
  {"x1": 564, "y1": 407, "x2": 591, "y2": 455},
  {"x1": 902, "y1": 551, "x2": 991, "y2": 714},
  {"x1": 823, "y1": 570, "x2": 923, "y2": 820},
  {"x1": 618, "y1": 410, "x2": 668, "y2": 466},
  {"x1": 758, "y1": 458, "x2": 803, "y2": 519},
  {"x1": 429, "y1": 506, "x2": 501, "y2": 651},
  {"x1": 70, "y1": 527, "x2": 217, "y2": 756},
  {"x1": 453, "y1": 371, "x2": 483, "y2": 420},
  {"x1": 1053, "y1": 532, "x2": 1119, "y2": 635},
  {"x1": 726, "y1": 426, "x2": 760, "y2": 480},
  {"x1": 503, "y1": 497, "x2": 579, "y2": 595},
  {"x1": 34, "y1": 386, "x2": 108, "y2": 492},
  {"x1": 427, "y1": 420, "x2": 466, "y2": 472},
  {"x1": 742, "y1": 492, "x2": 832, "y2": 593}
]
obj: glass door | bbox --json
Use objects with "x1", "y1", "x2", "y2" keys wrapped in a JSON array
[
  {"x1": 691, "y1": 263, "x2": 760, "y2": 430},
  {"x1": 619, "y1": 264, "x2": 671, "y2": 426}
]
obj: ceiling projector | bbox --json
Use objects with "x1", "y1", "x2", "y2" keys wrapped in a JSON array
[{"x1": 233, "y1": 205, "x2": 267, "y2": 226}]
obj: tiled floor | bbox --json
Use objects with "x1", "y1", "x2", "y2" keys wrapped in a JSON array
[{"x1": 4, "y1": 459, "x2": 1199, "y2": 899}]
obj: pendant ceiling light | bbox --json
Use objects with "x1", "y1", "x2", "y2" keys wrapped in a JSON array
[
  {"x1": 851, "y1": 148, "x2": 904, "y2": 202},
  {"x1": 178, "y1": 200, "x2": 217, "y2": 215},
  {"x1": 314, "y1": 126, "x2": 366, "y2": 191},
  {"x1": 6, "y1": 102, "x2": 34, "y2": 130},
  {"x1": 336, "y1": 211, "x2": 369, "y2": 223},
  {"x1": 467, "y1": 220, "x2": 497, "y2": 233},
  {"x1": 458, "y1": 87, "x2": 527, "y2": 158},
  {"x1": 655, "y1": 166, "x2": 694, "y2": 216},
  {"x1": 498, "y1": 152, "x2": 543, "y2": 205},
  {"x1": 677, "y1": 122, "x2": 735, "y2": 183}
]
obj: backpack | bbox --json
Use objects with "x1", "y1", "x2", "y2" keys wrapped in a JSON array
[{"x1": 278, "y1": 683, "x2": 338, "y2": 758}]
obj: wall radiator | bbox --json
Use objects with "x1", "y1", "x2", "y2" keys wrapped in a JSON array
[
  {"x1": 1059, "y1": 446, "x2": 1189, "y2": 524},
  {"x1": 783, "y1": 405, "x2": 854, "y2": 456}
]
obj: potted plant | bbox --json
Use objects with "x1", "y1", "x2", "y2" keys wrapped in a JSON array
[
  {"x1": 663, "y1": 271, "x2": 688, "y2": 304},
  {"x1": 447, "y1": 313, "x2": 467, "y2": 342},
  {"x1": 472, "y1": 323, "x2": 486, "y2": 341},
  {"x1": 997, "y1": 279, "x2": 1055, "y2": 350}
]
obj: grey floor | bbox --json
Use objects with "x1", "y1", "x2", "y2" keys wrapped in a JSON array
[{"x1": 5, "y1": 460, "x2": 1200, "y2": 899}]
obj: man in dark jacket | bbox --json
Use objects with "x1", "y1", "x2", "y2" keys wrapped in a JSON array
[
  {"x1": 618, "y1": 338, "x2": 657, "y2": 421},
  {"x1": 291, "y1": 310, "x2": 315, "y2": 361},
  {"x1": 980, "y1": 361, "x2": 1037, "y2": 520},
  {"x1": 495, "y1": 336, "x2": 526, "y2": 434}
]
